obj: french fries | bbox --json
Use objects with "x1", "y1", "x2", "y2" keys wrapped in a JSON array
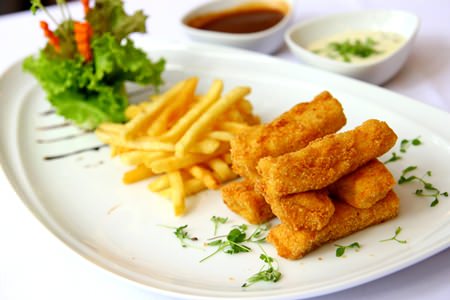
[
  {"x1": 175, "y1": 86, "x2": 251, "y2": 157},
  {"x1": 123, "y1": 164, "x2": 154, "y2": 184},
  {"x1": 168, "y1": 171, "x2": 186, "y2": 216},
  {"x1": 96, "y1": 78, "x2": 260, "y2": 216},
  {"x1": 188, "y1": 165, "x2": 220, "y2": 189}
]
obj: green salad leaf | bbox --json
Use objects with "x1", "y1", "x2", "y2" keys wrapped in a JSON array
[
  {"x1": 23, "y1": 49, "x2": 128, "y2": 129},
  {"x1": 86, "y1": 0, "x2": 147, "y2": 41},
  {"x1": 23, "y1": 0, "x2": 165, "y2": 129},
  {"x1": 92, "y1": 34, "x2": 165, "y2": 85}
]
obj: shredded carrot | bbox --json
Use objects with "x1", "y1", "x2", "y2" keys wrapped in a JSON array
[
  {"x1": 81, "y1": 0, "x2": 90, "y2": 15},
  {"x1": 39, "y1": 21, "x2": 61, "y2": 52},
  {"x1": 74, "y1": 21, "x2": 93, "y2": 62}
]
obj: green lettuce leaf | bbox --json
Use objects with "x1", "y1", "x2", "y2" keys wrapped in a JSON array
[
  {"x1": 92, "y1": 34, "x2": 165, "y2": 85},
  {"x1": 87, "y1": 0, "x2": 147, "y2": 42},
  {"x1": 23, "y1": 33, "x2": 165, "y2": 129}
]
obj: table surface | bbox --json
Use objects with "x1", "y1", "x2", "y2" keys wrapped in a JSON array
[{"x1": 0, "y1": 1, "x2": 449, "y2": 300}]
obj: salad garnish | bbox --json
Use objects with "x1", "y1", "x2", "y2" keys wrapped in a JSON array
[{"x1": 24, "y1": 0, "x2": 165, "y2": 129}]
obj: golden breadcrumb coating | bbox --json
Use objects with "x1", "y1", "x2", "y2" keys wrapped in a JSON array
[
  {"x1": 257, "y1": 119, "x2": 398, "y2": 198},
  {"x1": 266, "y1": 190, "x2": 334, "y2": 231},
  {"x1": 329, "y1": 159, "x2": 396, "y2": 208},
  {"x1": 221, "y1": 180, "x2": 274, "y2": 224},
  {"x1": 230, "y1": 91, "x2": 346, "y2": 182},
  {"x1": 267, "y1": 190, "x2": 400, "y2": 260}
]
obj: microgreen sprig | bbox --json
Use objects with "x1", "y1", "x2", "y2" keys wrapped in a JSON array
[
  {"x1": 384, "y1": 152, "x2": 402, "y2": 164},
  {"x1": 400, "y1": 137, "x2": 422, "y2": 153},
  {"x1": 31, "y1": 0, "x2": 59, "y2": 25},
  {"x1": 246, "y1": 223, "x2": 270, "y2": 243},
  {"x1": 398, "y1": 166, "x2": 448, "y2": 207},
  {"x1": 160, "y1": 224, "x2": 199, "y2": 249},
  {"x1": 334, "y1": 242, "x2": 361, "y2": 257},
  {"x1": 210, "y1": 216, "x2": 228, "y2": 235},
  {"x1": 56, "y1": 0, "x2": 72, "y2": 21},
  {"x1": 380, "y1": 226, "x2": 407, "y2": 244},
  {"x1": 384, "y1": 137, "x2": 423, "y2": 164},
  {"x1": 242, "y1": 245, "x2": 281, "y2": 288},
  {"x1": 30, "y1": 0, "x2": 45, "y2": 14},
  {"x1": 200, "y1": 224, "x2": 270, "y2": 262}
]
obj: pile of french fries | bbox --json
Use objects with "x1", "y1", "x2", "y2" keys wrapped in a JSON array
[{"x1": 96, "y1": 77, "x2": 260, "y2": 216}]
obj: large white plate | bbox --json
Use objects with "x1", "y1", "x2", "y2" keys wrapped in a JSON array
[{"x1": 0, "y1": 41, "x2": 449, "y2": 300}]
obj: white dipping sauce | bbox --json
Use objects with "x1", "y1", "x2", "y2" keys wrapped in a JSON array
[{"x1": 307, "y1": 31, "x2": 405, "y2": 63}]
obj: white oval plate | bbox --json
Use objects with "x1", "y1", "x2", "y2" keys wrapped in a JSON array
[{"x1": 0, "y1": 41, "x2": 449, "y2": 300}]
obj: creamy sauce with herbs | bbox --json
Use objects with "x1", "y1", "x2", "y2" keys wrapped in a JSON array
[{"x1": 308, "y1": 31, "x2": 405, "y2": 63}]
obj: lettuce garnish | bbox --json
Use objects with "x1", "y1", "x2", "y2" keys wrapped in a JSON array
[{"x1": 23, "y1": 0, "x2": 165, "y2": 129}]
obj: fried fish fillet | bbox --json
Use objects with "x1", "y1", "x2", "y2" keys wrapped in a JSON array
[
  {"x1": 267, "y1": 190, "x2": 400, "y2": 259},
  {"x1": 329, "y1": 159, "x2": 396, "y2": 208},
  {"x1": 230, "y1": 91, "x2": 346, "y2": 181},
  {"x1": 266, "y1": 190, "x2": 335, "y2": 231},
  {"x1": 221, "y1": 180, "x2": 274, "y2": 224},
  {"x1": 257, "y1": 119, "x2": 398, "y2": 198}
]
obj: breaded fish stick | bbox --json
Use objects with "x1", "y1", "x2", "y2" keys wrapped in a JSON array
[
  {"x1": 221, "y1": 180, "x2": 274, "y2": 224},
  {"x1": 267, "y1": 190, "x2": 399, "y2": 259},
  {"x1": 266, "y1": 190, "x2": 334, "y2": 231},
  {"x1": 257, "y1": 119, "x2": 397, "y2": 198},
  {"x1": 230, "y1": 91, "x2": 346, "y2": 181},
  {"x1": 329, "y1": 159, "x2": 396, "y2": 208}
]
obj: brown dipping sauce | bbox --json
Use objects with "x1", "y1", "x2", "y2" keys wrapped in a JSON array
[{"x1": 186, "y1": 4, "x2": 286, "y2": 34}]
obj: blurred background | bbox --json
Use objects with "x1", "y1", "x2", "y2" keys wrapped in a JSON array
[{"x1": 0, "y1": 0, "x2": 75, "y2": 15}]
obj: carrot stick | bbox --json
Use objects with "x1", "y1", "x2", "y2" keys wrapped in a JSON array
[
  {"x1": 39, "y1": 20, "x2": 60, "y2": 52},
  {"x1": 81, "y1": 0, "x2": 90, "y2": 15},
  {"x1": 74, "y1": 21, "x2": 93, "y2": 61}
]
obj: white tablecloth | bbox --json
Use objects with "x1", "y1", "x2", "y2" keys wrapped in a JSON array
[{"x1": 0, "y1": 1, "x2": 448, "y2": 300}]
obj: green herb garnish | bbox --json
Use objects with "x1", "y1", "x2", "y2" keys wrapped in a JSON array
[
  {"x1": 334, "y1": 242, "x2": 361, "y2": 257},
  {"x1": 384, "y1": 137, "x2": 422, "y2": 164},
  {"x1": 242, "y1": 246, "x2": 281, "y2": 288},
  {"x1": 161, "y1": 225, "x2": 199, "y2": 248},
  {"x1": 326, "y1": 38, "x2": 379, "y2": 62},
  {"x1": 400, "y1": 137, "x2": 422, "y2": 153},
  {"x1": 380, "y1": 226, "x2": 407, "y2": 244},
  {"x1": 246, "y1": 223, "x2": 270, "y2": 243},
  {"x1": 31, "y1": 0, "x2": 59, "y2": 24},
  {"x1": 398, "y1": 166, "x2": 448, "y2": 207},
  {"x1": 210, "y1": 216, "x2": 228, "y2": 235},
  {"x1": 200, "y1": 224, "x2": 269, "y2": 262},
  {"x1": 384, "y1": 152, "x2": 402, "y2": 164}
]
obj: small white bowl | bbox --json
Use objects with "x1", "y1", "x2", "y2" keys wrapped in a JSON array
[
  {"x1": 181, "y1": 0, "x2": 294, "y2": 54},
  {"x1": 285, "y1": 10, "x2": 420, "y2": 85}
]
